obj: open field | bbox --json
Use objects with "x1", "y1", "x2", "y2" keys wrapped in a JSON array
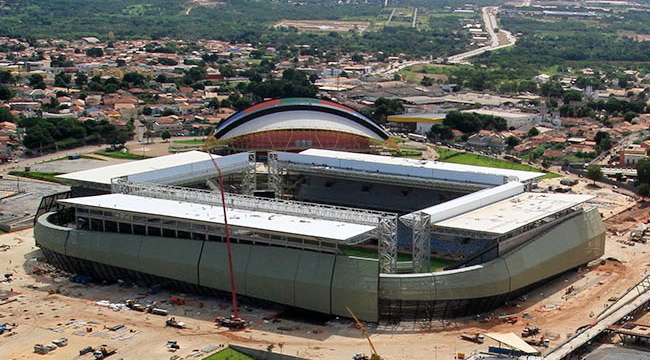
[
  {"x1": 273, "y1": 20, "x2": 370, "y2": 33},
  {"x1": 7, "y1": 171, "x2": 66, "y2": 185},
  {"x1": 95, "y1": 149, "x2": 152, "y2": 160},
  {"x1": 434, "y1": 146, "x2": 561, "y2": 178},
  {"x1": 204, "y1": 348, "x2": 255, "y2": 360}
]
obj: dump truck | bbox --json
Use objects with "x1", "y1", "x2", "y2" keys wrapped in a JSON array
[
  {"x1": 461, "y1": 332, "x2": 484, "y2": 344},
  {"x1": 93, "y1": 346, "x2": 116, "y2": 359},
  {"x1": 522, "y1": 326, "x2": 540, "y2": 338},
  {"x1": 166, "y1": 317, "x2": 186, "y2": 329}
]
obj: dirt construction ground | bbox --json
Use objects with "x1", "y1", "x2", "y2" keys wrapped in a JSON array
[{"x1": 0, "y1": 175, "x2": 648, "y2": 360}]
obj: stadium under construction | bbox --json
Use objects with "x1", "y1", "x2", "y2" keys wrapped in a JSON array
[
  {"x1": 33, "y1": 147, "x2": 605, "y2": 323},
  {"x1": 30, "y1": 96, "x2": 604, "y2": 323}
]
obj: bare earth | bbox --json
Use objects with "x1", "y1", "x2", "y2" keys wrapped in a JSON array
[
  {"x1": 0, "y1": 174, "x2": 647, "y2": 360},
  {"x1": 273, "y1": 20, "x2": 370, "y2": 33}
]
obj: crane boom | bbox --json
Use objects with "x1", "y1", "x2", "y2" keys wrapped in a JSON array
[{"x1": 346, "y1": 306, "x2": 381, "y2": 359}]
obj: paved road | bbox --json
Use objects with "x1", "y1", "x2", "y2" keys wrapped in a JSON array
[
  {"x1": 447, "y1": 6, "x2": 516, "y2": 64},
  {"x1": 545, "y1": 278, "x2": 650, "y2": 360}
]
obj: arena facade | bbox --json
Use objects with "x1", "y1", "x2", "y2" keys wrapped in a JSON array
[
  {"x1": 34, "y1": 147, "x2": 605, "y2": 323},
  {"x1": 212, "y1": 98, "x2": 390, "y2": 153}
]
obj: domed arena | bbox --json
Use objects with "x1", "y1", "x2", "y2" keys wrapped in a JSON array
[{"x1": 213, "y1": 98, "x2": 389, "y2": 153}]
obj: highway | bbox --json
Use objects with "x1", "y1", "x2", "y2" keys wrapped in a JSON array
[
  {"x1": 447, "y1": 6, "x2": 516, "y2": 64},
  {"x1": 372, "y1": 6, "x2": 516, "y2": 76}
]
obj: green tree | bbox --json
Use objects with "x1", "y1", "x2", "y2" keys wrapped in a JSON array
[
  {"x1": 506, "y1": 135, "x2": 521, "y2": 148},
  {"x1": 75, "y1": 73, "x2": 87, "y2": 88},
  {"x1": 86, "y1": 47, "x2": 104, "y2": 57},
  {"x1": 54, "y1": 72, "x2": 71, "y2": 87},
  {"x1": 161, "y1": 130, "x2": 171, "y2": 142},
  {"x1": 0, "y1": 107, "x2": 15, "y2": 122},
  {"x1": 586, "y1": 164, "x2": 603, "y2": 185},
  {"x1": 29, "y1": 74, "x2": 46, "y2": 89},
  {"x1": 0, "y1": 85, "x2": 12, "y2": 101},
  {"x1": 420, "y1": 77, "x2": 433, "y2": 86},
  {"x1": 527, "y1": 127, "x2": 540, "y2": 137},
  {"x1": 142, "y1": 106, "x2": 152, "y2": 116},
  {"x1": 0, "y1": 71, "x2": 14, "y2": 84},
  {"x1": 639, "y1": 183, "x2": 650, "y2": 197},
  {"x1": 637, "y1": 158, "x2": 650, "y2": 186}
]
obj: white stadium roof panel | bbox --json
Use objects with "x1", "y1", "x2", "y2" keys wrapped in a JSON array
[
  {"x1": 405, "y1": 181, "x2": 525, "y2": 223},
  {"x1": 57, "y1": 151, "x2": 218, "y2": 185},
  {"x1": 60, "y1": 194, "x2": 375, "y2": 242},
  {"x1": 298, "y1": 149, "x2": 544, "y2": 183},
  {"x1": 220, "y1": 110, "x2": 386, "y2": 140},
  {"x1": 434, "y1": 192, "x2": 594, "y2": 234}
]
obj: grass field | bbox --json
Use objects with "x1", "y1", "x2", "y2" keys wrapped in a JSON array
[
  {"x1": 96, "y1": 150, "x2": 151, "y2": 160},
  {"x1": 174, "y1": 138, "x2": 207, "y2": 144},
  {"x1": 434, "y1": 147, "x2": 561, "y2": 179},
  {"x1": 8, "y1": 171, "x2": 67, "y2": 184},
  {"x1": 203, "y1": 348, "x2": 255, "y2": 360},
  {"x1": 45, "y1": 154, "x2": 105, "y2": 162},
  {"x1": 339, "y1": 245, "x2": 454, "y2": 271}
]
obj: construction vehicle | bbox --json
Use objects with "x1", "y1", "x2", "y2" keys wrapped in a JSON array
[
  {"x1": 34, "y1": 344, "x2": 56, "y2": 354},
  {"x1": 52, "y1": 338, "x2": 68, "y2": 347},
  {"x1": 0, "y1": 322, "x2": 15, "y2": 335},
  {"x1": 525, "y1": 337, "x2": 550, "y2": 347},
  {"x1": 93, "y1": 345, "x2": 117, "y2": 359},
  {"x1": 346, "y1": 307, "x2": 382, "y2": 360},
  {"x1": 461, "y1": 332, "x2": 484, "y2": 344},
  {"x1": 166, "y1": 317, "x2": 187, "y2": 329},
  {"x1": 215, "y1": 315, "x2": 249, "y2": 329},
  {"x1": 146, "y1": 301, "x2": 168, "y2": 316},
  {"x1": 499, "y1": 314, "x2": 518, "y2": 324},
  {"x1": 126, "y1": 299, "x2": 146, "y2": 312},
  {"x1": 522, "y1": 326, "x2": 540, "y2": 338},
  {"x1": 170, "y1": 294, "x2": 204, "y2": 308}
]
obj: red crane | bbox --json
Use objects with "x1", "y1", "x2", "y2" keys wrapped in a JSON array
[{"x1": 204, "y1": 136, "x2": 240, "y2": 322}]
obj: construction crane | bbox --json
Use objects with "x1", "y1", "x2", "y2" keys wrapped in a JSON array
[
  {"x1": 346, "y1": 306, "x2": 383, "y2": 360},
  {"x1": 203, "y1": 133, "x2": 244, "y2": 325}
]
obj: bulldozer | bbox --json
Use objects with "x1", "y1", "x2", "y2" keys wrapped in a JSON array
[{"x1": 346, "y1": 307, "x2": 383, "y2": 360}]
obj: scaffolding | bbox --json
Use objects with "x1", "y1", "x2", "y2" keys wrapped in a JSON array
[
  {"x1": 378, "y1": 216, "x2": 398, "y2": 274},
  {"x1": 267, "y1": 152, "x2": 284, "y2": 197},
  {"x1": 401, "y1": 212, "x2": 431, "y2": 273},
  {"x1": 240, "y1": 152, "x2": 257, "y2": 195}
]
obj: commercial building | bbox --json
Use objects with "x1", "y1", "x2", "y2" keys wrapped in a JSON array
[{"x1": 461, "y1": 108, "x2": 541, "y2": 129}]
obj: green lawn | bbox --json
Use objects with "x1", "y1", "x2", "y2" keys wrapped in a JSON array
[
  {"x1": 45, "y1": 154, "x2": 105, "y2": 162},
  {"x1": 339, "y1": 245, "x2": 454, "y2": 271},
  {"x1": 203, "y1": 348, "x2": 256, "y2": 360},
  {"x1": 8, "y1": 171, "x2": 67, "y2": 184},
  {"x1": 95, "y1": 150, "x2": 151, "y2": 160},
  {"x1": 174, "y1": 138, "x2": 207, "y2": 144},
  {"x1": 434, "y1": 147, "x2": 561, "y2": 179}
]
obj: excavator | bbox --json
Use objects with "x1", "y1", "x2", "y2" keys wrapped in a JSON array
[{"x1": 346, "y1": 307, "x2": 383, "y2": 360}]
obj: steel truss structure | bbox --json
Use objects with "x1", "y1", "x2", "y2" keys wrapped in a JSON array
[
  {"x1": 240, "y1": 152, "x2": 257, "y2": 195},
  {"x1": 378, "y1": 216, "x2": 398, "y2": 274},
  {"x1": 401, "y1": 212, "x2": 431, "y2": 273},
  {"x1": 111, "y1": 178, "x2": 400, "y2": 272},
  {"x1": 267, "y1": 152, "x2": 285, "y2": 197}
]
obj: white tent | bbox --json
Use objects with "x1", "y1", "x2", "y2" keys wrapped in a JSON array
[{"x1": 485, "y1": 332, "x2": 540, "y2": 355}]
